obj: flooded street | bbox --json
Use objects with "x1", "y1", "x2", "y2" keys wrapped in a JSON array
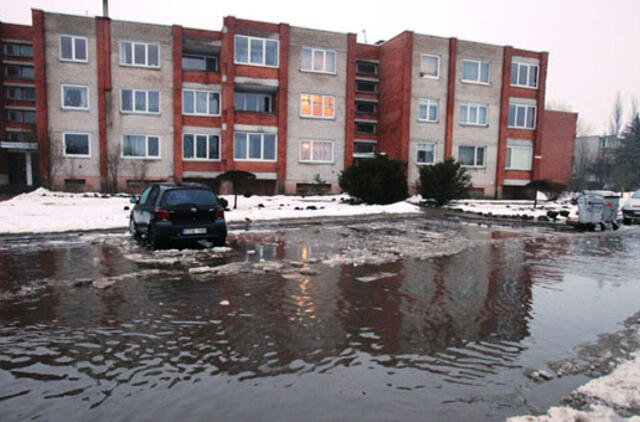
[{"x1": 0, "y1": 217, "x2": 639, "y2": 421}]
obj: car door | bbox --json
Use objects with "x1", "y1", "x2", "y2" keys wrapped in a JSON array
[
  {"x1": 132, "y1": 185, "x2": 154, "y2": 229},
  {"x1": 139, "y1": 186, "x2": 160, "y2": 231}
]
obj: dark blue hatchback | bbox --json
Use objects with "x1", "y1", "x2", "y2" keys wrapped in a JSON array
[{"x1": 129, "y1": 183, "x2": 227, "y2": 249}]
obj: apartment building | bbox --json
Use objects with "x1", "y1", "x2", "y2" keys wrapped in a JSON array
[{"x1": 0, "y1": 9, "x2": 576, "y2": 197}]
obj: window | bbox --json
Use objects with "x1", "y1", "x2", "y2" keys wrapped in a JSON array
[
  {"x1": 301, "y1": 47, "x2": 336, "y2": 73},
  {"x1": 508, "y1": 103, "x2": 536, "y2": 129},
  {"x1": 182, "y1": 55, "x2": 218, "y2": 72},
  {"x1": 6, "y1": 131, "x2": 27, "y2": 142},
  {"x1": 63, "y1": 133, "x2": 90, "y2": 157},
  {"x1": 353, "y1": 141, "x2": 376, "y2": 157},
  {"x1": 460, "y1": 102, "x2": 488, "y2": 126},
  {"x1": 6, "y1": 86, "x2": 35, "y2": 101},
  {"x1": 300, "y1": 94, "x2": 335, "y2": 119},
  {"x1": 234, "y1": 35, "x2": 279, "y2": 67},
  {"x1": 417, "y1": 143, "x2": 436, "y2": 165},
  {"x1": 4, "y1": 43, "x2": 33, "y2": 58},
  {"x1": 183, "y1": 134, "x2": 220, "y2": 161},
  {"x1": 462, "y1": 60, "x2": 490, "y2": 84},
  {"x1": 356, "y1": 80, "x2": 377, "y2": 93},
  {"x1": 418, "y1": 98, "x2": 439, "y2": 123},
  {"x1": 355, "y1": 121, "x2": 376, "y2": 135},
  {"x1": 355, "y1": 101, "x2": 377, "y2": 114},
  {"x1": 182, "y1": 89, "x2": 220, "y2": 116},
  {"x1": 121, "y1": 89, "x2": 160, "y2": 114},
  {"x1": 506, "y1": 141, "x2": 532, "y2": 171},
  {"x1": 60, "y1": 35, "x2": 88, "y2": 62},
  {"x1": 458, "y1": 145, "x2": 485, "y2": 167},
  {"x1": 120, "y1": 41, "x2": 160, "y2": 68},
  {"x1": 233, "y1": 132, "x2": 277, "y2": 161},
  {"x1": 7, "y1": 110, "x2": 36, "y2": 123},
  {"x1": 61, "y1": 85, "x2": 89, "y2": 110},
  {"x1": 122, "y1": 135, "x2": 160, "y2": 158},
  {"x1": 234, "y1": 92, "x2": 272, "y2": 113},
  {"x1": 356, "y1": 61, "x2": 378, "y2": 76},
  {"x1": 420, "y1": 54, "x2": 440, "y2": 78},
  {"x1": 599, "y1": 137, "x2": 616, "y2": 149},
  {"x1": 511, "y1": 62, "x2": 538, "y2": 88},
  {"x1": 4, "y1": 64, "x2": 34, "y2": 80},
  {"x1": 299, "y1": 140, "x2": 333, "y2": 163}
]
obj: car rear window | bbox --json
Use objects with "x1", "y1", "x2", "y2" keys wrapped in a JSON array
[
  {"x1": 163, "y1": 189, "x2": 218, "y2": 207},
  {"x1": 633, "y1": 191, "x2": 640, "y2": 199}
]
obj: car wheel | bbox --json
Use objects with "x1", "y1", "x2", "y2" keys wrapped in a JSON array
[
  {"x1": 148, "y1": 224, "x2": 165, "y2": 250},
  {"x1": 129, "y1": 216, "x2": 141, "y2": 239},
  {"x1": 213, "y1": 236, "x2": 226, "y2": 247},
  {"x1": 623, "y1": 218, "x2": 631, "y2": 225}
]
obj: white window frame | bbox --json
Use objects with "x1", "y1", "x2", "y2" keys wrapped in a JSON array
[
  {"x1": 121, "y1": 134, "x2": 161, "y2": 159},
  {"x1": 61, "y1": 84, "x2": 89, "y2": 111},
  {"x1": 416, "y1": 142, "x2": 437, "y2": 165},
  {"x1": 182, "y1": 133, "x2": 221, "y2": 162},
  {"x1": 505, "y1": 142, "x2": 533, "y2": 171},
  {"x1": 119, "y1": 40, "x2": 161, "y2": 69},
  {"x1": 459, "y1": 102, "x2": 488, "y2": 126},
  {"x1": 420, "y1": 53, "x2": 440, "y2": 79},
  {"x1": 458, "y1": 145, "x2": 486, "y2": 168},
  {"x1": 299, "y1": 94, "x2": 335, "y2": 119},
  {"x1": 508, "y1": 103, "x2": 537, "y2": 130},
  {"x1": 234, "y1": 35, "x2": 279, "y2": 68},
  {"x1": 182, "y1": 89, "x2": 221, "y2": 116},
  {"x1": 299, "y1": 140, "x2": 334, "y2": 164},
  {"x1": 300, "y1": 47, "x2": 336, "y2": 74},
  {"x1": 461, "y1": 59, "x2": 490, "y2": 84},
  {"x1": 62, "y1": 132, "x2": 91, "y2": 158},
  {"x1": 59, "y1": 35, "x2": 88, "y2": 63},
  {"x1": 120, "y1": 89, "x2": 160, "y2": 114},
  {"x1": 418, "y1": 98, "x2": 439, "y2": 123},
  {"x1": 511, "y1": 62, "x2": 539, "y2": 89},
  {"x1": 233, "y1": 132, "x2": 278, "y2": 162}
]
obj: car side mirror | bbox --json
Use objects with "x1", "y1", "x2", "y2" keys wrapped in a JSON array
[{"x1": 130, "y1": 197, "x2": 139, "y2": 204}]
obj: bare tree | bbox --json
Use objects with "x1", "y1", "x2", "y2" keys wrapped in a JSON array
[
  {"x1": 106, "y1": 143, "x2": 122, "y2": 193},
  {"x1": 630, "y1": 95, "x2": 639, "y2": 124},
  {"x1": 29, "y1": 131, "x2": 63, "y2": 190},
  {"x1": 608, "y1": 91, "x2": 624, "y2": 137},
  {"x1": 128, "y1": 160, "x2": 148, "y2": 194}
]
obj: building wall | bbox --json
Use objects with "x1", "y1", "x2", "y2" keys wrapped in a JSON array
[
  {"x1": 539, "y1": 110, "x2": 576, "y2": 186},
  {"x1": 408, "y1": 34, "x2": 449, "y2": 188},
  {"x1": 108, "y1": 20, "x2": 174, "y2": 186},
  {"x1": 451, "y1": 40, "x2": 504, "y2": 197},
  {"x1": 44, "y1": 13, "x2": 101, "y2": 190},
  {"x1": 285, "y1": 27, "x2": 347, "y2": 193}
]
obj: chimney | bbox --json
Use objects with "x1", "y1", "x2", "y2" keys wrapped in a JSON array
[{"x1": 103, "y1": 0, "x2": 109, "y2": 17}]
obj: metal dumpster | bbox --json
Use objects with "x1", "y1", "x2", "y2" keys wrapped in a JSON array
[{"x1": 576, "y1": 190, "x2": 621, "y2": 231}]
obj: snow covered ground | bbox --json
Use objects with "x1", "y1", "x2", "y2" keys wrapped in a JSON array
[
  {"x1": 509, "y1": 352, "x2": 640, "y2": 421},
  {"x1": 0, "y1": 188, "x2": 420, "y2": 234}
]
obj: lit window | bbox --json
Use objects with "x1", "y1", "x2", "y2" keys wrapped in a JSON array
[
  {"x1": 234, "y1": 35, "x2": 279, "y2": 67},
  {"x1": 182, "y1": 89, "x2": 220, "y2": 116},
  {"x1": 459, "y1": 102, "x2": 488, "y2": 126},
  {"x1": 421, "y1": 54, "x2": 440, "y2": 78},
  {"x1": 506, "y1": 141, "x2": 532, "y2": 171},
  {"x1": 511, "y1": 62, "x2": 538, "y2": 88},
  {"x1": 301, "y1": 47, "x2": 336, "y2": 73},
  {"x1": 60, "y1": 35, "x2": 88, "y2": 62},
  {"x1": 183, "y1": 134, "x2": 220, "y2": 161},
  {"x1": 63, "y1": 133, "x2": 90, "y2": 157},
  {"x1": 122, "y1": 135, "x2": 160, "y2": 158},
  {"x1": 299, "y1": 140, "x2": 334, "y2": 163},
  {"x1": 418, "y1": 98, "x2": 439, "y2": 123},
  {"x1": 458, "y1": 145, "x2": 485, "y2": 167},
  {"x1": 61, "y1": 84, "x2": 89, "y2": 110},
  {"x1": 508, "y1": 103, "x2": 536, "y2": 129},
  {"x1": 417, "y1": 142, "x2": 436, "y2": 165},
  {"x1": 120, "y1": 41, "x2": 160, "y2": 68},
  {"x1": 300, "y1": 94, "x2": 335, "y2": 118},
  {"x1": 462, "y1": 60, "x2": 490, "y2": 84},
  {"x1": 121, "y1": 89, "x2": 160, "y2": 114},
  {"x1": 233, "y1": 132, "x2": 277, "y2": 161}
]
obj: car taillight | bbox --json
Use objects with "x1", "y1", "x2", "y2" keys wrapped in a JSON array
[
  {"x1": 154, "y1": 209, "x2": 170, "y2": 221},
  {"x1": 216, "y1": 208, "x2": 224, "y2": 219}
]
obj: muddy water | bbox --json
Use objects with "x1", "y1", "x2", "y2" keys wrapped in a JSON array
[{"x1": 0, "y1": 219, "x2": 639, "y2": 421}]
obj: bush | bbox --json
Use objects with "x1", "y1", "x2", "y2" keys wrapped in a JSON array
[
  {"x1": 339, "y1": 155, "x2": 408, "y2": 204},
  {"x1": 417, "y1": 158, "x2": 471, "y2": 207}
]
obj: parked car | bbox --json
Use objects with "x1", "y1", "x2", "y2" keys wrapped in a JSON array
[
  {"x1": 129, "y1": 183, "x2": 227, "y2": 249},
  {"x1": 622, "y1": 190, "x2": 640, "y2": 225}
]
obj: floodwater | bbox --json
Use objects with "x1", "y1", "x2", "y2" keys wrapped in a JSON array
[{"x1": 0, "y1": 217, "x2": 639, "y2": 421}]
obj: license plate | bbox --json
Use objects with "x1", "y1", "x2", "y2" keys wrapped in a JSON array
[{"x1": 182, "y1": 228, "x2": 207, "y2": 235}]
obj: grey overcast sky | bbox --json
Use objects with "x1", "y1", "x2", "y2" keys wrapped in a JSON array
[{"x1": 1, "y1": 0, "x2": 638, "y2": 134}]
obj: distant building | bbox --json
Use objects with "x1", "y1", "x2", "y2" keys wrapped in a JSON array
[{"x1": 0, "y1": 8, "x2": 577, "y2": 198}]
